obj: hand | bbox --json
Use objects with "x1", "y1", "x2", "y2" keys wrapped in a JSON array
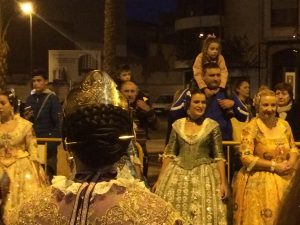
[
  {"x1": 204, "y1": 88, "x2": 215, "y2": 98},
  {"x1": 213, "y1": 88, "x2": 220, "y2": 94},
  {"x1": 275, "y1": 161, "x2": 293, "y2": 175},
  {"x1": 152, "y1": 181, "x2": 159, "y2": 192},
  {"x1": 219, "y1": 182, "x2": 230, "y2": 201},
  {"x1": 218, "y1": 99, "x2": 234, "y2": 109},
  {"x1": 136, "y1": 100, "x2": 151, "y2": 112},
  {"x1": 23, "y1": 108, "x2": 34, "y2": 120}
]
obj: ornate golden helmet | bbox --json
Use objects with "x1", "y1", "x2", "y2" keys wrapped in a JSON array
[{"x1": 63, "y1": 70, "x2": 128, "y2": 117}]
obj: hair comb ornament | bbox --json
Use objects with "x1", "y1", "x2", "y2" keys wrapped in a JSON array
[
  {"x1": 207, "y1": 33, "x2": 216, "y2": 38},
  {"x1": 63, "y1": 70, "x2": 128, "y2": 117},
  {"x1": 9, "y1": 88, "x2": 15, "y2": 99}
]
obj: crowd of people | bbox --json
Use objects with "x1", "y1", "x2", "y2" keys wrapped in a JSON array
[{"x1": 0, "y1": 34, "x2": 299, "y2": 225}]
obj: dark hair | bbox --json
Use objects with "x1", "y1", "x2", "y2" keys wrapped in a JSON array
[
  {"x1": 274, "y1": 82, "x2": 293, "y2": 100},
  {"x1": 184, "y1": 88, "x2": 206, "y2": 111},
  {"x1": 32, "y1": 68, "x2": 48, "y2": 80},
  {"x1": 114, "y1": 64, "x2": 133, "y2": 89},
  {"x1": 63, "y1": 104, "x2": 133, "y2": 168},
  {"x1": 202, "y1": 61, "x2": 219, "y2": 74},
  {"x1": 0, "y1": 90, "x2": 18, "y2": 112},
  {"x1": 233, "y1": 78, "x2": 250, "y2": 93},
  {"x1": 118, "y1": 64, "x2": 131, "y2": 73}
]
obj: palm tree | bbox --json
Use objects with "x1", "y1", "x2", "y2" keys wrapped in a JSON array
[
  {"x1": 0, "y1": 0, "x2": 14, "y2": 90},
  {"x1": 103, "y1": 0, "x2": 118, "y2": 76},
  {"x1": 103, "y1": 0, "x2": 125, "y2": 76}
]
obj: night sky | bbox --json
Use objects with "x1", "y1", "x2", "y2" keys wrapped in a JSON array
[{"x1": 127, "y1": 0, "x2": 176, "y2": 23}]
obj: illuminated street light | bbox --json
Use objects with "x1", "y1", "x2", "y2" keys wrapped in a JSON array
[
  {"x1": 20, "y1": 2, "x2": 33, "y2": 15},
  {"x1": 20, "y1": 2, "x2": 34, "y2": 74}
]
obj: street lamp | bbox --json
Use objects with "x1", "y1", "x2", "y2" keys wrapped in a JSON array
[{"x1": 20, "y1": 2, "x2": 34, "y2": 74}]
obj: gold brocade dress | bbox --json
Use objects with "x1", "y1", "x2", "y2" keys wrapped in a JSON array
[
  {"x1": 13, "y1": 176, "x2": 182, "y2": 225},
  {"x1": 155, "y1": 118, "x2": 227, "y2": 225},
  {"x1": 0, "y1": 115, "x2": 47, "y2": 224},
  {"x1": 233, "y1": 118, "x2": 299, "y2": 225}
]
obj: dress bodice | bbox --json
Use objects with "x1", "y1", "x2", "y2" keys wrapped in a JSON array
[
  {"x1": 0, "y1": 115, "x2": 37, "y2": 167},
  {"x1": 240, "y1": 118, "x2": 298, "y2": 164},
  {"x1": 165, "y1": 118, "x2": 224, "y2": 170},
  {"x1": 14, "y1": 176, "x2": 182, "y2": 225}
]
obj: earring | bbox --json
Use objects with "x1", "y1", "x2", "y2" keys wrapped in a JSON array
[{"x1": 67, "y1": 151, "x2": 77, "y2": 179}]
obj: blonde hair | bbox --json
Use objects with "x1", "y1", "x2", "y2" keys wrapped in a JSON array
[{"x1": 253, "y1": 89, "x2": 275, "y2": 112}]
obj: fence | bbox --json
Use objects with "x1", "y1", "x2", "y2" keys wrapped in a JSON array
[{"x1": 37, "y1": 138, "x2": 300, "y2": 181}]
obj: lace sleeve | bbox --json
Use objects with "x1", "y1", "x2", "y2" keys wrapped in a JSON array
[
  {"x1": 164, "y1": 129, "x2": 179, "y2": 157},
  {"x1": 240, "y1": 119, "x2": 259, "y2": 168},
  {"x1": 25, "y1": 124, "x2": 39, "y2": 162},
  {"x1": 211, "y1": 124, "x2": 225, "y2": 161}
]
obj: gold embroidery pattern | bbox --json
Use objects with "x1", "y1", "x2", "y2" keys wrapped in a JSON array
[{"x1": 15, "y1": 181, "x2": 182, "y2": 225}]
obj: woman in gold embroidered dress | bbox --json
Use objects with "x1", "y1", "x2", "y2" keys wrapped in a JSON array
[
  {"x1": 0, "y1": 90, "x2": 47, "y2": 224},
  {"x1": 13, "y1": 70, "x2": 182, "y2": 225},
  {"x1": 233, "y1": 89, "x2": 299, "y2": 225},
  {"x1": 154, "y1": 89, "x2": 229, "y2": 225}
]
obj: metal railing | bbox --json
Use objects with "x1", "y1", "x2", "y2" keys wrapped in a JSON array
[{"x1": 37, "y1": 138, "x2": 300, "y2": 181}]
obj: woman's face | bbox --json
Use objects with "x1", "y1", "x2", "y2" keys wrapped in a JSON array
[
  {"x1": 188, "y1": 93, "x2": 206, "y2": 119},
  {"x1": 275, "y1": 90, "x2": 291, "y2": 107},
  {"x1": 236, "y1": 81, "x2": 250, "y2": 99},
  {"x1": 0, "y1": 95, "x2": 13, "y2": 119},
  {"x1": 207, "y1": 42, "x2": 219, "y2": 59},
  {"x1": 258, "y1": 95, "x2": 277, "y2": 121}
]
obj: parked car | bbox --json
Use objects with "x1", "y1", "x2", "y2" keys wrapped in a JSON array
[{"x1": 152, "y1": 95, "x2": 173, "y2": 114}]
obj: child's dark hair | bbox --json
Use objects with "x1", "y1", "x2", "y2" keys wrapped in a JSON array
[
  {"x1": 201, "y1": 35, "x2": 221, "y2": 68},
  {"x1": 32, "y1": 68, "x2": 48, "y2": 80}
]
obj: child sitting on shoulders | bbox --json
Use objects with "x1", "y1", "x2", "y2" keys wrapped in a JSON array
[{"x1": 193, "y1": 34, "x2": 228, "y2": 97}]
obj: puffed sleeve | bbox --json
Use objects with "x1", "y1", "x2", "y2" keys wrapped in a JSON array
[
  {"x1": 211, "y1": 124, "x2": 225, "y2": 161},
  {"x1": 218, "y1": 54, "x2": 228, "y2": 89},
  {"x1": 163, "y1": 129, "x2": 179, "y2": 158},
  {"x1": 239, "y1": 119, "x2": 259, "y2": 169},
  {"x1": 25, "y1": 124, "x2": 39, "y2": 162}
]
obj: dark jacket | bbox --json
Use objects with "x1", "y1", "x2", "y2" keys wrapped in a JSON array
[
  {"x1": 284, "y1": 102, "x2": 300, "y2": 141},
  {"x1": 168, "y1": 87, "x2": 248, "y2": 142},
  {"x1": 25, "y1": 89, "x2": 62, "y2": 138}
]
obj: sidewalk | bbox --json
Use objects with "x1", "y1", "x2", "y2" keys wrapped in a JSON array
[
  {"x1": 146, "y1": 139, "x2": 165, "y2": 185},
  {"x1": 147, "y1": 139, "x2": 165, "y2": 154}
]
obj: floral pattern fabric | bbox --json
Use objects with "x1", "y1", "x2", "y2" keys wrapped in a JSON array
[
  {"x1": 233, "y1": 118, "x2": 299, "y2": 225},
  {"x1": 155, "y1": 118, "x2": 227, "y2": 225},
  {"x1": 13, "y1": 176, "x2": 182, "y2": 225},
  {"x1": 0, "y1": 115, "x2": 47, "y2": 224}
]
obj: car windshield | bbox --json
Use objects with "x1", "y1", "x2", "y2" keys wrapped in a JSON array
[{"x1": 156, "y1": 95, "x2": 173, "y2": 103}]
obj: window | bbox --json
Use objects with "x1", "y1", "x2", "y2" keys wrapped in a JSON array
[{"x1": 271, "y1": 0, "x2": 298, "y2": 27}]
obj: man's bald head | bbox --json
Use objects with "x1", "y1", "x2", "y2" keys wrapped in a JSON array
[{"x1": 120, "y1": 81, "x2": 138, "y2": 104}]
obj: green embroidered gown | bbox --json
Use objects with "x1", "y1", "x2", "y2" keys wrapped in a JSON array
[{"x1": 155, "y1": 118, "x2": 227, "y2": 225}]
